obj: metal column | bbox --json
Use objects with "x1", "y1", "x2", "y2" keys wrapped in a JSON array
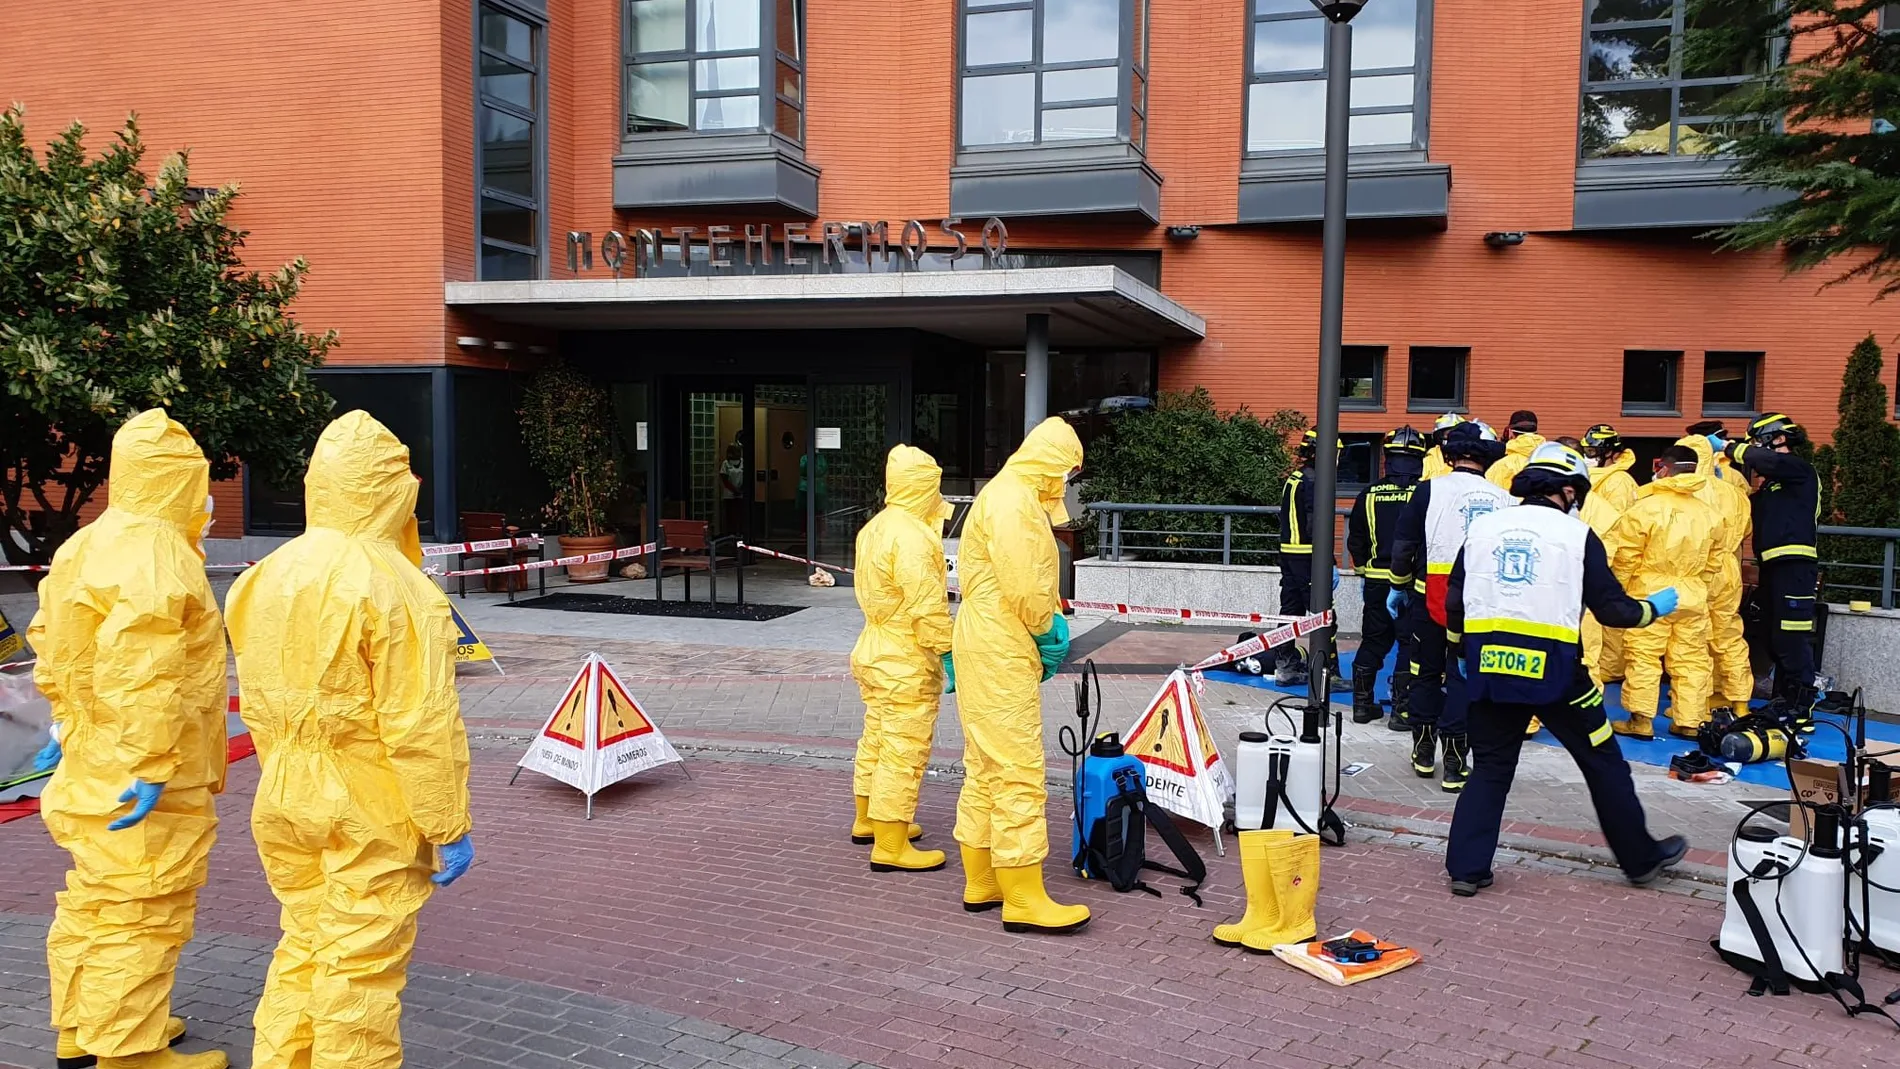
[{"x1": 1023, "y1": 312, "x2": 1050, "y2": 435}]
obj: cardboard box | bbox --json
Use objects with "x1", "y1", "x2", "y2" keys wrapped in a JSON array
[{"x1": 1787, "y1": 758, "x2": 1845, "y2": 841}]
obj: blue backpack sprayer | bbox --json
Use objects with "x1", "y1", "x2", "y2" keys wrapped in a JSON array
[{"x1": 1062, "y1": 661, "x2": 1205, "y2": 904}]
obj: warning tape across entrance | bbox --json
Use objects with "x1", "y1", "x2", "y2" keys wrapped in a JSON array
[{"x1": 436, "y1": 541, "x2": 659, "y2": 578}]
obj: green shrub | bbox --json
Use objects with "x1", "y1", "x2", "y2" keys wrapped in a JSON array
[
  {"x1": 1816, "y1": 335, "x2": 1900, "y2": 601},
  {"x1": 1079, "y1": 387, "x2": 1304, "y2": 564}
]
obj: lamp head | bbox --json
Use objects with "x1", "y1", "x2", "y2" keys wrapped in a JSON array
[{"x1": 1310, "y1": 0, "x2": 1368, "y2": 21}]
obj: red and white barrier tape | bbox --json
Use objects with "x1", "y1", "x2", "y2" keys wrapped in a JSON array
[
  {"x1": 437, "y1": 541, "x2": 657, "y2": 578},
  {"x1": 421, "y1": 536, "x2": 543, "y2": 558},
  {"x1": 1184, "y1": 610, "x2": 1333, "y2": 672},
  {"x1": 734, "y1": 542, "x2": 855, "y2": 574}
]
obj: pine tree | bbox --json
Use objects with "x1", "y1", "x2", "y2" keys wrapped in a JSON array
[
  {"x1": 1816, "y1": 335, "x2": 1900, "y2": 596},
  {"x1": 1, "y1": 106, "x2": 336, "y2": 563},
  {"x1": 1686, "y1": 1, "x2": 1900, "y2": 296}
]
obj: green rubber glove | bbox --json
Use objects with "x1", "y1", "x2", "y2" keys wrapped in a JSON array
[
  {"x1": 942, "y1": 651, "x2": 957, "y2": 694},
  {"x1": 1033, "y1": 612, "x2": 1071, "y2": 682}
]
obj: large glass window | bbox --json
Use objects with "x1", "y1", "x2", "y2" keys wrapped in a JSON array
[
  {"x1": 959, "y1": 0, "x2": 1148, "y2": 149},
  {"x1": 1702, "y1": 350, "x2": 1760, "y2": 416},
  {"x1": 1340, "y1": 345, "x2": 1385, "y2": 410},
  {"x1": 1246, "y1": 0, "x2": 1425, "y2": 154},
  {"x1": 1406, "y1": 346, "x2": 1466, "y2": 412},
  {"x1": 1622, "y1": 350, "x2": 1681, "y2": 413},
  {"x1": 1580, "y1": 0, "x2": 1773, "y2": 159},
  {"x1": 478, "y1": 3, "x2": 543, "y2": 280},
  {"x1": 625, "y1": 0, "x2": 805, "y2": 140}
]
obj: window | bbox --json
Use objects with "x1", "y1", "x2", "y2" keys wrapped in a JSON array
[
  {"x1": 959, "y1": 0, "x2": 1148, "y2": 149},
  {"x1": 478, "y1": 3, "x2": 543, "y2": 280},
  {"x1": 624, "y1": 0, "x2": 805, "y2": 140},
  {"x1": 1339, "y1": 433, "x2": 1382, "y2": 488},
  {"x1": 1340, "y1": 345, "x2": 1385, "y2": 410},
  {"x1": 1246, "y1": 0, "x2": 1425, "y2": 154},
  {"x1": 1702, "y1": 350, "x2": 1760, "y2": 415},
  {"x1": 1406, "y1": 346, "x2": 1466, "y2": 411},
  {"x1": 1622, "y1": 349, "x2": 1681, "y2": 413},
  {"x1": 1580, "y1": 0, "x2": 1773, "y2": 160}
]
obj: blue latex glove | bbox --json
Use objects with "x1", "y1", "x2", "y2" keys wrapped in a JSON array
[
  {"x1": 942, "y1": 651, "x2": 957, "y2": 694},
  {"x1": 33, "y1": 736, "x2": 62, "y2": 772},
  {"x1": 433, "y1": 834, "x2": 475, "y2": 886},
  {"x1": 1707, "y1": 433, "x2": 1727, "y2": 453},
  {"x1": 109, "y1": 780, "x2": 165, "y2": 831},
  {"x1": 1331, "y1": 566, "x2": 1340, "y2": 592},
  {"x1": 1386, "y1": 588, "x2": 1411, "y2": 619},
  {"x1": 1034, "y1": 613, "x2": 1071, "y2": 682},
  {"x1": 1647, "y1": 587, "x2": 1680, "y2": 619}
]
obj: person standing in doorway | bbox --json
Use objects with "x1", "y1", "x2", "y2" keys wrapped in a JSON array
[
  {"x1": 719, "y1": 442, "x2": 747, "y2": 539},
  {"x1": 1346, "y1": 426, "x2": 1427, "y2": 727}
]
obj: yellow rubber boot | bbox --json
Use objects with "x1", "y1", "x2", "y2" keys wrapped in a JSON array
[
  {"x1": 1610, "y1": 713, "x2": 1654, "y2": 740},
  {"x1": 994, "y1": 864, "x2": 1091, "y2": 935},
  {"x1": 959, "y1": 844, "x2": 1005, "y2": 912},
  {"x1": 1211, "y1": 829, "x2": 1292, "y2": 947},
  {"x1": 851, "y1": 796, "x2": 920, "y2": 845},
  {"x1": 58, "y1": 1019, "x2": 188, "y2": 1069},
  {"x1": 1241, "y1": 834, "x2": 1320, "y2": 954},
  {"x1": 97, "y1": 1048, "x2": 228, "y2": 1069},
  {"x1": 1525, "y1": 716, "x2": 1543, "y2": 736},
  {"x1": 869, "y1": 820, "x2": 946, "y2": 872}
]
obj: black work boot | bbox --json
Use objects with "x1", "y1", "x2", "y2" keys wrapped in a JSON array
[
  {"x1": 1387, "y1": 665, "x2": 1413, "y2": 730},
  {"x1": 1411, "y1": 724, "x2": 1438, "y2": 777},
  {"x1": 1351, "y1": 662, "x2": 1383, "y2": 723},
  {"x1": 1440, "y1": 733, "x2": 1470, "y2": 793}
]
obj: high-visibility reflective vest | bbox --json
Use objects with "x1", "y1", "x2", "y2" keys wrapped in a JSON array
[
  {"x1": 1460, "y1": 504, "x2": 1589, "y2": 706},
  {"x1": 1421, "y1": 471, "x2": 1516, "y2": 625}
]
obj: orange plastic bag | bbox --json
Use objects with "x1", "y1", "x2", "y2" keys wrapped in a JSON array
[{"x1": 1270, "y1": 929, "x2": 1421, "y2": 986}]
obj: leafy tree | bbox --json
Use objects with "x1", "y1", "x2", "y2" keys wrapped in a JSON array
[
  {"x1": 1079, "y1": 387, "x2": 1304, "y2": 564},
  {"x1": 519, "y1": 362, "x2": 623, "y2": 537},
  {"x1": 1687, "y1": 0, "x2": 1900, "y2": 295},
  {"x1": 1, "y1": 106, "x2": 335, "y2": 564},
  {"x1": 1813, "y1": 334, "x2": 1900, "y2": 598}
]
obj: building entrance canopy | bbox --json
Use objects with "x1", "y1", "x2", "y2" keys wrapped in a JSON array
[{"x1": 444, "y1": 266, "x2": 1205, "y2": 348}]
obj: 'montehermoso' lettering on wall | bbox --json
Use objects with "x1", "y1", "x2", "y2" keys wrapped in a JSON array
[{"x1": 563, "y1": 218, "x2": 1009, "y2": 277}]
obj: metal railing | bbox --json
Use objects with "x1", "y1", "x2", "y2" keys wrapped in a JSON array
[
  {"x1": 1084, "y1": 504, "x2": 1900, "y2": 608},
  {"x1": 1085, "y1": 502, "x2": 1352, "y2": 566}
]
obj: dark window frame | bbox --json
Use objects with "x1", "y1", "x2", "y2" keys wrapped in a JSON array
[
  {"x1": 1622, "y1": 348, "x2": 1683, "y2": 416},
  {"x1": 1577, "y1": 0, "x2": 1777, "y2": 162},
  {"x1": 956, "y1": 0, "x2": 1148, "y2": 151},
  {"x1": 622, "y1": 0, "x2": 806, "y2": 143},
  {"x1": 1405, "y1": 345, "x2": 1468, "y2": 413},
  {"x1": 1339, "y1": 344, "x2": 1386, "y2": 412},
  {"x1": 1338, "y1": 432, "x2": 1384, "y2": 491},
  {"x1": 1701, "y1": 349, "x2": 1761, "y2": 417},
  {"x1": 1243, "y1": 0, "x2": 1433, "y2": 159},
  {"x1": 476, "y1": 0, "x2": 546, "y2": 281}
]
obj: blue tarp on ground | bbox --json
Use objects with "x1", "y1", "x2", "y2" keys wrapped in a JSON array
[{"x1": 1204, "y1": 646, "x2": 1900, "y2": 788}]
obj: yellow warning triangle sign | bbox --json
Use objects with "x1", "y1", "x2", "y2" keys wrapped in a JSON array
[
  {"x1": 515, "y1": 653, "x2": 686, "y2": 816},
  {"x1": 1121, "y1": 670, "x2": 1233, "y2": 830}
]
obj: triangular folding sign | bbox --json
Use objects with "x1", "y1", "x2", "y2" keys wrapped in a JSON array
[
  {"x1": 1122, "y1": 669, "x2": 1233, "y2": 830},
  {"x1": 515, "y1": 653, "x2": 684, "y2": 816},
  {"x1": 0, "y1": 607, "x2": 22, "y2": 662},
  {"x1": 449, "y1": 604, "x2": 498, "y2": 671}
]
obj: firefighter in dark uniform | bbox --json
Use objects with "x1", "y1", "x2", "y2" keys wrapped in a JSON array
[
  {"x1": 1276, "y1": 430, "x2": 1346, "y2": 689},
  {"x1": 1717, "y1": 414, "x2": 1821, "y2": 724},
  {"x1": 1346, "y1": 426, "x2": 1427, "y2": 725},
  {"x1": 1443, "y1": 442, "x2": 1689, "y2": 896}
]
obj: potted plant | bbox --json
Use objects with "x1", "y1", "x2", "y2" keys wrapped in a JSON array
[{"x1": 520, "y1": 362, "x2": 623, "y2": 583}]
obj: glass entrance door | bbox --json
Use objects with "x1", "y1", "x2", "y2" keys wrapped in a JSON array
[{"x1": 809, "y1": 382, "x2": 895, "y2": 572}]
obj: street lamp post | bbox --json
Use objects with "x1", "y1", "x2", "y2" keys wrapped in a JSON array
[{"x1": 1305, "y1": 0, "x2": 1365, "y2": 708}]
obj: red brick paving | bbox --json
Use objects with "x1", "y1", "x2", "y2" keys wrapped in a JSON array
[{"x1": 3, "y1": 750, "x2": 1895, "y2": 1069}]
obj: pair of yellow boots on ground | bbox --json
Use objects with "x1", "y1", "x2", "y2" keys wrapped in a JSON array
[
  {"x1": 851, "y1": 796, "x2": 1091, "y2": 934},
  {"x1": 57, "y1": 1018, "x2": 226, "y2": 1069},
  {"x1": 1212, "y1": 829, "x2": 1321, "y2": 953}
]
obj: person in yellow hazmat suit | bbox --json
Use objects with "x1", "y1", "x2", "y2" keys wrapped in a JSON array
[
  {"x1": 1579, "y1": 425, "x2": 1640, "y2": 683},
  {"x1": 1678, "y1": 433, "x2": 1755, "y2": 714},
  {"x1": 1605, "y1": 444, "x2": 1730, "y2": 740},
  {"x1": 224, "y1": 411, "x2": 473, "y2": 1069},
  {"x1": 850, "y1": 444, "x2": 956, "y2": 872},
  {"x1": 1421, "y1": 412, "x2": 1465, "y2": 480},
  {"x1": 1687, "y1": 420, "x2": 1751, "y2": 492},
  {"x1": 1484, "y1": 410, "x2": 1546, "y2": 490},
  {"x1": 28, "y1": 410, "x2": 228, "y2": 1069},
  {"x1": 953, "y1": 416, "x2": 1086, "y2": 933}
]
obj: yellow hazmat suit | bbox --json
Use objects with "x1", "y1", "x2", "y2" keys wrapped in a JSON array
[
  {"x1": 1485, "y1": 432, "x2": 1546, "y2": 491},
  {"x1": 1679, "y1": 435, "x2": 1755, "y2": 706},
  {"x1": 1579, "y1": 450, "x2": 1639, "y2": 682},
  {"x1": 225, "y1": 412, "x2": 472, "y2": 1069},
  {"x1": 1606, "y1": 472, "x2": 1729, "y2": 735},
  {"x1": 30, "y1": 410, "x2": 226, "y2": 1065},
  {"x1": 953, "y1": 417, "x2": 1086, "y2": 931},
  {"x1": 1422, "y1": 446, "x2": 1450, "y2": 481},
  {"x1": 851, "y1": 445, "x2": 955, "y2": 871}
]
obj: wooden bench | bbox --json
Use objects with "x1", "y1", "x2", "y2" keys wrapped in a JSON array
[
  {"x1": 455, "y1": 512, "x2": 544, "y2": 601},
  {"x1": 655, "y1": 519, "x2": 742, "y2": 604}
]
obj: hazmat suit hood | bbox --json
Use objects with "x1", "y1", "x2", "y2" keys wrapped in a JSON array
[
  {"x1": 1504, "y1": 432, "x2": 1545, "y2": 460},
  {"x1": 109, "y1": 409, "x2": 212, "y2": 554},
  {"x1": 884, "y1": 444, "x2": 952, "y2": 530},
  {"x1": 1640, "y1": 470, "x2": 1708, "y2": 500},
  {"x1": 1003, "y1": 417, "x2": 1084, "y2": 525},
  {"x1": 1676, "y1": 434, "x2": 1717, "y2": 477},
  {"x1": 305, "y1": 410, "x2": 424, "y2": 565},
  {"x1": 1590, "y1": 448, "x2": 1636, "y2": 483}
]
